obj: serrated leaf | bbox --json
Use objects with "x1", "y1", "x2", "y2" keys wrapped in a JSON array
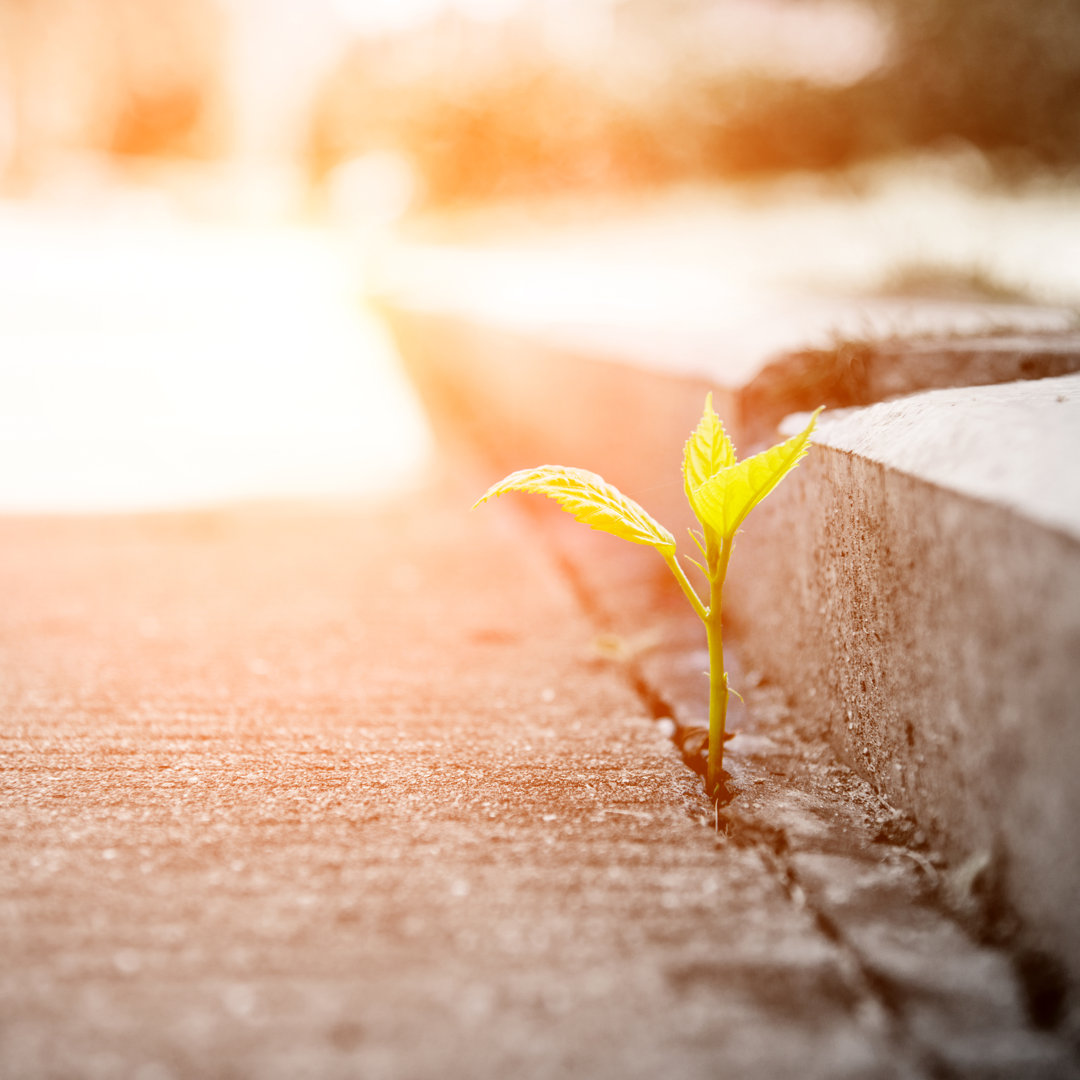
[
  {"x1": 474, "y1": 465, "x2": 676, "y2": 554},
  {"x1": 688, "y1": 408, "x2": 822, "y2": 540},
  {"x1": 683, "y1": 392, "x2": 736, "y2": 504}
]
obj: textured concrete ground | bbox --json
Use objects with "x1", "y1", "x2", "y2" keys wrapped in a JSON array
[{"x1": 2, "y1": 462, "x2": 1077, "y2": 1078}]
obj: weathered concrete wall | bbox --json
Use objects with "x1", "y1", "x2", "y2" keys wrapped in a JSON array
[{"x1": 725, "y1": 376, "x2": 1080, "y2": 1002}]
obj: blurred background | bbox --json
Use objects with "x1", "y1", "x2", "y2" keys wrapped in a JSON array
[{"x1": 3, "y1": 0, "x2": 1080, "y2": 511}]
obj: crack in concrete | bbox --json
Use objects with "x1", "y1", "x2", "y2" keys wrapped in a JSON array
[{"x1": 739, "y1": 820, "x2": 951, "y2": 1080}]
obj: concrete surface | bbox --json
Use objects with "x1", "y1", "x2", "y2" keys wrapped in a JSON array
[
  {"x1": 723, "y1": 374, "x2": 1080, "y2": 1028},
  {"x1": 806, "y1": 374, "x2": 1080, "y2": 537},
  {"x1": 3, "y1": 464, "x2": 1077, "y2": 1077}
]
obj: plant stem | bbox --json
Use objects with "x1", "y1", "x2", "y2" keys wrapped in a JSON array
[
  {"x1": 705, "y1": 539, "x2": 733, "y2": 798},
  {"x1": 664, "y1": 538, "x2": 732, "y2": 798},
  {"x1": 662, "y1": 552, "x2": 707, "y2": 622},
  {"x1": 705, "y1": 603, "x2": 727, "y2": 798}
]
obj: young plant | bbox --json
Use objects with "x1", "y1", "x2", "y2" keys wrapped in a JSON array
[{"x1": 474, "y1": 395, "x2": 821, "y2": 799}]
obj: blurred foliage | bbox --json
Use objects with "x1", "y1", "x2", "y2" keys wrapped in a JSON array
[
  {"x1": 308, "y1": 56, "x2": 678, "y2": 204},
  {"x1": 6, "y1": 0, "x2": 1080, "y2": 205},
  {"x1": 309, "y1": 0, "x2": 1080, "y2": 207},
  {"x1": 876, "y1": 0, "x2": 1080, "y2": 168},
  {"x1": 0, "y1": 0, "x2": 224, "y2": 191}
]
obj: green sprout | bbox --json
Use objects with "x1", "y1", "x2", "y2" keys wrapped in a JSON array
[{"x1": 474, "y1": 395, "x2": 821, "y2": 800}]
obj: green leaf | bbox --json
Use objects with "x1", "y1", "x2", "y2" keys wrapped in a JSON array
[
  {"x1": 474, "y1": 465, "x2": 676, "y2": 554},
  {"x1": 688, "y1": 408, "x2": 822, "y2": 540},
  {"x1": 683, "y1": 392, "x2": 736, "y2": 505}
]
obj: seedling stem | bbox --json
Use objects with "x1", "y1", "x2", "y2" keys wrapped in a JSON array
[{"x1": 704, "y1": 536, "x2": 732, "y2": 797}]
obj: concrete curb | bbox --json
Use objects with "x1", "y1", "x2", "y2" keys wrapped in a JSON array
[{"x1": 726, "y1": 376, "x2": 1080, "y2": 1016}]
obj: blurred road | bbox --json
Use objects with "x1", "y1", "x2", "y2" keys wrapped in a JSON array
[{"x1": 0, "y1": 204, "x2": 431, "y2": 513}]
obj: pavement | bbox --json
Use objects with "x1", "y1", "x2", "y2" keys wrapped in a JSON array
[{"x1": 3, "y1": 451, "x2": 1078, "y2": 1079}]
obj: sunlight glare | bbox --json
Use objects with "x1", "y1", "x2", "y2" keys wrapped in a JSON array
[{"x1": 0, "y1": 210, "x2": 432, "y2": 513}]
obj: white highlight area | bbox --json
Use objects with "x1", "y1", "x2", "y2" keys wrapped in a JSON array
[
  {"x1": 332, "y1": 0, "x2": 524, "y2": 34},
  {"x1": 0, "y1": 210, "x2": 432, "y2": 513}
]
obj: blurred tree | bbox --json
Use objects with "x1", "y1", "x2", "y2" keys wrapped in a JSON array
[
  {"x1": 304, "y1": 0, "x2": 1080, "y2": 208},
  {"x1": 0, "y1": 0, "x2": 224, "y2": 193},
  {"x1": 879, "y1": 0, "x2": 1080, "y2": 166}
]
